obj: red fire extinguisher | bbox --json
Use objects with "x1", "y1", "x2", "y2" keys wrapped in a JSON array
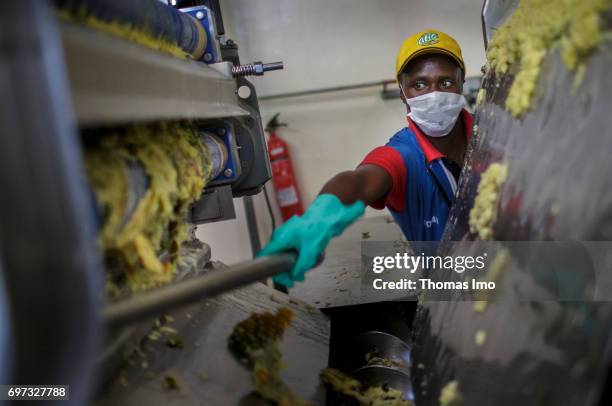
[{"x1": 265, "y1": 113, "x2": 304, "y2": 222}]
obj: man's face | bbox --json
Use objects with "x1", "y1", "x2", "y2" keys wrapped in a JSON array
[{"x1": 399, "y1": 54, "x2": 464, "y2": 105}]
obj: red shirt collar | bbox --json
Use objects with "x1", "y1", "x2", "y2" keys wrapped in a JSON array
[{"x1": 408, "y1": 109, "x2": 473, "y2": 163}]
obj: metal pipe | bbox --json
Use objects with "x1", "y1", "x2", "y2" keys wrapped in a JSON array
[
  {"x1": 259, "y1": 79, "x2": 396, "y2": 101},
  {"x1": 243, "y1": 195, "x2": 262, "y2": 256},
  {"x1": 261, "y1": 61, "x2": 284, "y2": 72},
  {"x1": 103, "y1": 252, "x2": 296, "y2": 328}
]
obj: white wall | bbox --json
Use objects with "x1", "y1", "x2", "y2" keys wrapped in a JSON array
[{"x1": 197, "y1": 0, "x2": 486, "y2": 264}]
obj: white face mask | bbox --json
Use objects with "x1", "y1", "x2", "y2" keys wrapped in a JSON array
[{"x1": 404, "y1": 91, "x2": 466, "y2": 138}]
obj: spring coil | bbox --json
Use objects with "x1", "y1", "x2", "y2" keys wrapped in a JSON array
[{"x1": 231, "y1": 64, "x2": 258, "y2": 76}]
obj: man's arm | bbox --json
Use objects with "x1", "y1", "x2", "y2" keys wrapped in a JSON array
[
  {"x1": 259, "y1": 159, "x2": 396, "y2": 288},
  {"x1": 319, "y1": 164, "x2": 393, "y2": 206}
]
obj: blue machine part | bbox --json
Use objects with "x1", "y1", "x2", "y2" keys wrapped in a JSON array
[
  {"x1": 202, "y1": 125, "x2": 241, "y2": 185},
  {"x1": 181, "y1": 6, "x2": 220, "y2": 63},
  {"x1": 200, "y1": 133, "x2": 227, "y2": 179}
]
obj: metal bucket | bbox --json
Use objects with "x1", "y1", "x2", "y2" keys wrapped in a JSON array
[
  {"x1": 348, "y1": 331, "x2": 411, "y2": 373},
  {"x1": 352, "y1": 365, "x2": 414, "y2": 403}
]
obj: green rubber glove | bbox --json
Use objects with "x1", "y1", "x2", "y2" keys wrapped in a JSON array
[{"x1": 258, "y1": 194, "x2": 365, "y2": 287}]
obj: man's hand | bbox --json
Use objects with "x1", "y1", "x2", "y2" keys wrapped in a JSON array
[{"x1": 258, "y1": 194, "x2": 365, "y2": 287}]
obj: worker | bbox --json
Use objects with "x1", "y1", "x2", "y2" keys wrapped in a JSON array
[{"x1": 260, "y1": 30, "x2": 472, "y2": 287}]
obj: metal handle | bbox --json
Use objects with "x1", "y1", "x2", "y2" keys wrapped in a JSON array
[{"x1": 103, "y1": 252, "x2": 296, "y2": 328}]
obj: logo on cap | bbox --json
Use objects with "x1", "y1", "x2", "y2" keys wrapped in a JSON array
[{"x1": 417, "y1": 32, "x2": 439, "y2": 46}]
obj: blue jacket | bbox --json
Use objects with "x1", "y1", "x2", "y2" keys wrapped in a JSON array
[
  {"x1": 361, "y1": 111, "x2": 472, "y2": 241},
  {"x1": 386, "y1": 127, "x2": 455, "y2": 241}
]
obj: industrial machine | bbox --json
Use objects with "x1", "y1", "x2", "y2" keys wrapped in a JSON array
[
  {"x1": 0, "y1": 0, "x2": 299, "y2": 403},
  {"x1": 1, "y1": 0, "x2": 611, "y2": 405}
]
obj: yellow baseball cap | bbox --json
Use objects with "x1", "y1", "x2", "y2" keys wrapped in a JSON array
[{"x1": 395, "y1": 29, "x2": 465, "y2": 79}]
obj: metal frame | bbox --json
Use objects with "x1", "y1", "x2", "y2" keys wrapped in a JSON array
[
  {"x1": 0, "y1": 261, "x2": 12, "y2": 387},
  {"x1": 0, "y1": 2, "x2": 103, "y2": 402},
  {"x1": 481, "y1": 0, "x2": 519, "y2": 49},
  {"x1": 60, "y1": 21, "x2": 249, "y2": 126},
  {"x1": 190, "y1": 185, "x2": 236, "y2": 224}
]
